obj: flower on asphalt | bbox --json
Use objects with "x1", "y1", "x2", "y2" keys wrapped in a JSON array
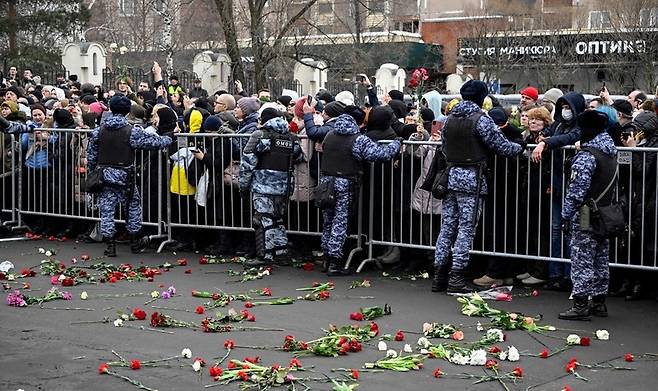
[
  {"x1": 45, "y1": 250, "x2": 52, "y2": 257},
  {"x1": 378, "y1": 341, "x2": 387, "y2": 351},
  {"x1": 38, "y1": 248, "x2": 45, "y2": 254},
  {"x1": 450, "y1": 352, "x2": 469, "y2": 366},
  {"x1": 350, "y1": 369, "x2": 359, "y2": 380},
  {"x1": 512, "y1": 367, "x2": 523, "y2": 378},
  {"x1": 451, "y1": 330, "x2": 464, "y2": 341},
  {"x1": 566, "y1": 334, "x2": 581, "y2": 345},
  {"x1": 403, "y1": 344, "x2": 413, "y2": 353},
  {"x1": 130, "y1": 360, "x2": 140, "y2": 370},
  {"x1": 192, "y1": 360, "x2": 202, "y2": 372},
  {"x1": 386, "y1": 349, "x2": 398, "y2": 358},
  {"x1": 580, "y1": 337, "x2": 591, "y2": 346},
  {"x1": 113, "y1": 318, "x2": 123, "y2": 327},
  {"x1": 80, "y1": 291, "x2": 88, "y2": 300},
  {"x1": 433, "y1": 367, "x2": 442, "y2": 378},
  {"x1": 209, "y1": 365, "x2": 223, "y2": 377},
  {"x1": 224, "y1": 340, "x2": 235, "y2": 350},
  {"x1": 539, "y1": 348, "x2": 549, "y2": 358},
  {"x1": 595, "y1": 330, "x2": 609, "y2": 340},
  {"x1": 150, "y1": 291, "x2": 159, "y2": 298},
  {"x1": 485, "y1": 359, "x2": 498, "y2": 369},
  {"x1": 161, "y1": 291, "x2": 171, "y2": 299},
  {"x1": 417, "y1": 337, "x2": 430, "y2": 348},
  {"x1": 624, "y1": 353, "x2": 634, "y2": 362},
  {"x1": 487, "y1": 329, "x2": 504, "y2": 342},
  {"x1": 167, "y1": 286, "x2": 176, "y2": 295},
  {"x1": 422, "y1": 322, "x2": 432, "y2": 334},
  {"x1": 468, "y1": 349, "x2": 487, "y2": 366},
  {"x1": 98, "y1": 363, "x2": 109, "y2": 374},
  {"x1": 507, "y1": 346, "x2": 520, "y2": 362},
  {"x1": 394, "y1": 331, "x2": 405, "y2": 341},
  {"x1": 476, "y1": 322, "x2": 484, "y2": 331},
  {"x1": 181, "y1": 348, "x2": 192, "y2": 358}
]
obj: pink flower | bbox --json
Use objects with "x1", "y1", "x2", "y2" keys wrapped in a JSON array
[
  {"x1": 50, "y1": 275, "x2": 60, "y2": 285},
  {"x1": 6, "y1": 290, "x2": 27, "y2": 307},
  {"x1": 495, "y1": 293, "x2": 512, "y2": 302}
]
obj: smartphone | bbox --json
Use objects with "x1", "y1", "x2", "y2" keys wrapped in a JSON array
[
  {"x1": 307, "y1": 95, "x2": 313, "y2": 105},
  {"x1": 189, "y1": 147, "x2": 200, "y2": 153}
]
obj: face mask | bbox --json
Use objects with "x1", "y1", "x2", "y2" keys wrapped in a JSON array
[{"x1": 561, "y1": 108, "x2": 573, "y2": 121}]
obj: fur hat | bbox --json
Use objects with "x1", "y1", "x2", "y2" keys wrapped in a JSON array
[
  {"x1": 460, "y1": 80, "x2": 489, "y2": 108},
  {"x1": 578, "y1": 110, "x2": 609, "y2": 143},
  {"x1": 6, "y1": 85, "x2": 22, "y2": 98}
]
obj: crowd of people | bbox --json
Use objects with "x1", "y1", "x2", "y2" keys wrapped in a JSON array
[{"x1": 1, "y1": 63, "x2": 658, "y2": 306}]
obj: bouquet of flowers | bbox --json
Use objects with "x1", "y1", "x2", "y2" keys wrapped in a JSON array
[
  {"x1": 7, "y1": 287, "x2": 72, "y2": 307},
  {"x1": 349, "y1": 304, "x2": 391, "y2": 321},
  {"x1": 408, "y1": 67, "x2": 429, "y2": 121}
]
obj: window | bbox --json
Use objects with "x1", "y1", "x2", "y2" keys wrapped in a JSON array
[
  {"x1": 640, "y1": 8, "x2": 658, "y2": 27},
  {"x1": 92, "y1": 53, "x2": 98, "y2": 76},
  {"x1": 396, "y1": 20, "x2": 419, "y2": 33},
  {"x1": 119, "y1": 0, "x2": 135, "y2": 16},
  {"x1": 369, "y1": 0, "x2": 385, "y2": 14},
  {"x1": 588, "y1": 11, "x2": 611, "y2": 29},
  {"x1": 318, "y1": 1, "x2": 333, "y2": 15}
]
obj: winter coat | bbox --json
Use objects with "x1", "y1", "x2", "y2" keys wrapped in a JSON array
[
  {"x1": 233, "y1": 111, "x2": 259, "y2": 154},
  {"x1": 239, "y1": 117, "x2": 304, "y2": 196},
  {"x1": 304, "y1": 113, "x2": 338, "y2": 142},
  {"x1": 21, "y1": 132, "x2": 57, "y2": 169},
  {"x1": 290, "y1": 129, "x2": 316, "y2": 202},
  {"x1": 408, "y1": 132, "x2": 441, "y2": 215}
]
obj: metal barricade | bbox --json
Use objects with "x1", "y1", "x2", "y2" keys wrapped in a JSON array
[
  {"x1": 16, "y1": 128, "x2": 168, "y2": 241},
  {"x1": 357, "y1": 141, "x2": 658, "y2": 272},
  {"x1": 159, "y1": 133, "x2": 365, "y2": 266},
  {"x1": 0, "y1": 133, "x2": 18, "y2": 231}
]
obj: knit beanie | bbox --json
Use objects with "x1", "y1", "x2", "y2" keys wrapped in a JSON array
[
  {"x1": 260, "y1": 107, "x2": 282, "y2": 124},
  {"x1": 30, "y1": 103, "x2": 46, "y2": 116},
  {"x1": 520, "y1": 86, "x2": 539, "y2": 101},
  {"x1": 460, "y1": 80, "x2": 489, "y2": 108},
  {"x1": 156, "y1": 107, "x2": 178, "y2": 133},
  {"x1": 89, "y1": 101, "x2": 108, "y2": 117},
  {"x1": 294, "y1": 97, "x2": 306, "y2": 118},
  {"x1": 335, "y1": 91, "x2": 355, "y2": 106},
  {"x1": 109, "y1": 95, "x2": 132, "y2": 116},
  {"x1": 1, "y1": 100, "x2": 18, "y2": 113},
  {"x1": 237, "y1": 97, "x2": 260, "y2": 115},
  {"x1": 542, "y1": 88, "x2": 563, "y2": 105},
  {"x1": 203, "y1": 115, "x2": 223, "y2": 132},
  {"x1": 488, "y1": 107, "x2": 508, "y2": 126},
  {"x1": 324, "y1": 101, "x2": 347, "y2": 118},
  {"x1": 420, "y1": 107, "x2": 435, "y2": 123},
  {"x1": 53, "y1": 108, "x2": 74, "y2": 128},
  {"x1": 277, "y1": 96, "x2": 292, "y2": 107},
  {"x1": 217, "y1": 94, "x2": 235, "y2": 110},
  {"x1": 6, "y1": 85, "x2": 22, "y2": 98},
  {"x1": 388, "y1": 100, "x2": 408, "y2": 119},
  {"x1": 388, "y1": 90, "x2": 404, "y2": 101}
]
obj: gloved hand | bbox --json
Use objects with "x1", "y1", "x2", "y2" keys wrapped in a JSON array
[{"x1": 561, "y1": 219, "x2": 571, "y2": 236}]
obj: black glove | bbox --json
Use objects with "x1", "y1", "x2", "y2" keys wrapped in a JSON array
[
  {"x1": 0, "y1": 116, "x2": 9, "y2": 130},
  {"x1": 561, "y1": 219, "x2": 571, "y2": 236}
]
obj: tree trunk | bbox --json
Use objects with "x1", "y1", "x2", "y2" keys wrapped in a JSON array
[
  {"x1": 214, "y1": 0, "x2": 245, "y2": 86},
  {"x1": 8, "y1": 2, "x2": 17, "y2": 55},
  {"x1": 163, "y1": 12, "x2": 174, "y2": 74}
]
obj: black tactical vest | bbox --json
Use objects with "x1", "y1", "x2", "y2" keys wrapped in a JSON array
[
  {"x1": 255, "y1": 130, "x2": 297, "y2": 172},
  {"x1": 321, "y1": 131, "x2": 362, "y2": 178},
  {"x1": 442, "y1": 112, "x2": 489, "y2": 165},
  {"x1": 581, "y1": 147, "x2": 616, "y2": 206},
  {"x1": 98, "y1": 124, "x2": 135, "y2": 168}
]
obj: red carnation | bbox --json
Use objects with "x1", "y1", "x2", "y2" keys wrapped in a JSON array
[
  {"x1": 485, "y1": 359, "x2": 498, "y2": 369},
  {"x1": 302, "y1": 262, "x2": 314, "y2": 271},
  {"x1": 433, "y1": 367, "x2": 442, "y2": 378},
  {"x1": 224, "y1": 339, "x2": 235, "y2": 350},
  {"x1": 580, "y1": 336, "x2": 591, "y2": 346},
  {"x1": 244, "y1": 356, "x2": 259, "y2": 364},
  {"x1": 184, "y1": 269, "x2": 192, "y2": 274},
  {"x1": 209, "y1": 365, "x2": 223, "y2": 377},
  {"x1": 130, "y1": 360, "x2": 141, "y2": 370},
  {"x1": 289, "y1": 358, "x2": 302, "y2": 368},
  {"x1": 227, "y1": 361, "x2": 237, "y2": 369},
  {"x1": 512, "y1": 367, "x2": 523, "y2": 378},
  {"x1": 109, "y1": 276, "x2": 117, "y2": 283},
  {"x1": 246, "y1": 314, "x2": 256, "y2": 322},
  {"x1": 369, "y1": 322, "x2": 379, "y2": 335},
  {"x1": 194, "y1": 357, "x2": 206, "y2": 367},
  {"x1": 62, "y1": 277, "x2": 75, "y2": 287},
  {"x1": 261, "y1": 287, "x2": 272, "y2": 296},
  {"x1": 532, "y1": 290, "x2": 539, "y2": 297},
  {"x1": 488, "y1": 346, "x2": 501, "y2": 354},
  {"x1": 350, "y1": 312, "x2": 364, "y2": 321},
  {"x1": 245, "y1": 301, "x2": 254, "y2": 308},
  {"x1": 318, "y1": 290, "x2": 330, "y2": 300},
  {"x1": 177, "y1": 259, "x2": 188, "y2": 266},
  {"x1": 98, "y1": 363, "x2": 109, "y2": 374},
  {"x1": 20, "y1": 268, "x2": 35, "y2": 277},
  {"x1": 539, "y1": 348, "x2": 549, "y2": 358},
  {"x1": 624, "y1": 353, "x2": 634, "y2": 362},
  {"x1": 195, "y1": 306, "x2": 205, "y2": 314},
  {"x1": 350, "y1": 369, "x2": 359, "y2": 380},
  {"x1": 132, "y1": 308, "x2": 147, "y2": 320},
  {"x1": 238, "y1": 370, "x2": 248, "y2": 381},
  {"x1": 212, "y1": 293, "x2": 221, "y2": 301},
  {"x1": 395, "y1": 331, "x2": 405, "y2": 341}
]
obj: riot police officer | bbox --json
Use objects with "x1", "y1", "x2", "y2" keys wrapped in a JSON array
[
  {"x1": 87, "y1": 96, "x2": 172, "y2": 257},
  {"x1": 240, "y1": 108, "x2": 304, "y2": 267},
  {"x1": 430, "y1": 80, "x2": 524, "y2": 294}
]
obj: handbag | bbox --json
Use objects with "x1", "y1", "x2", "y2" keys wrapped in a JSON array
[
  {"x1": 588, "y1": 164, "x2": 626, "y2": 238},
  {"x1": 313, "y1": 176, "x2": 336, "y2": 209},
  {"x1": 223, "y1": 161, "x2": 240, "y2": 188},
  {"x1": 84, "y1": 167, "x2": 105, "y2": 193}
]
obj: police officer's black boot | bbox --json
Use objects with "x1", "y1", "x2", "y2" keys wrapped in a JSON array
[
  {"x1": 327, "y1": 257, "x2": 351, "y2": 276},
  {"x1": 130, "y1": 233, "x2": 149, "y2": 254},
  {"x1": 589, "y1": 295, "x2": 608, "y2": 317},
  {"x1": 432, "y1": 264, "x2": 450, "y2": 292},
  {"x1": 558, "y1": 296, "x2": 591, "y2": 321},
  {"x1": 447, "y1": 269, "x2": 473, "y2": 295},
  {"x1": 104, "y1": 238, "x2": 117, "y2": 258}
]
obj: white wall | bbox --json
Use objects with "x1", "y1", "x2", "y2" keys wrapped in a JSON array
[{"x1": 61, "y1": 43, "x2": 106, "y2": 86}]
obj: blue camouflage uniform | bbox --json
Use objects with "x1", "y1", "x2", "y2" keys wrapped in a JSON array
[
  {"x1": 434, "y1": 101, "x2": 522, "y2": 272},
  {"x1": 87, "y1": 115, "x2": 172, "y2": 238},
  {"x1": 320, "y1": 114, "x2": 401, "y2": 259},
  {"x1": 561, "y1": 131, "x2": 617, "y2": 298},
  {"x1": 239, "y1": 117, "x2": 304, "y2": 261}
]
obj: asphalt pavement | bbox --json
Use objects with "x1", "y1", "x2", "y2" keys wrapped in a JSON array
[{"x1": 1, "y1": 238, "x2": 658, "y2": 391}]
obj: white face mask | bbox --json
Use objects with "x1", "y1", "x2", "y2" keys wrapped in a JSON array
[{"x1": 562, "y1": 108, "x2": 573, "y2": 121}]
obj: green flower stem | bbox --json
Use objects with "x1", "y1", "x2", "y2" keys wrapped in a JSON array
[
  {"x1": 150, "y1": 305, "x2": 192, "y2": 313},
  {"x1": 306, "y1": 334, "x2": 356, "y2": 345},
  {"x1": 105, "y1": 369, "x2": 158, "y2": 391}
]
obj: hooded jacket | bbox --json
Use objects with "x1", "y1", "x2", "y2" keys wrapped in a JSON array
[
  {"x1": 365, "y1": 106, "x2": 397, "y2": 141},
  {"x1": 562, "y1": 131, "x2": 616, "y2": 222},
  {"x1": 544, "y1": 92, "x2": 586, "y2": 150},
  {"x1": 443, "y1": 100, "x2": 523, "y2": 195},
  {"x1": 233, "y1": 111, "x2": 259, "y2": 154},
  {"x1": 87, "y1": 115, "x2": 173, "y2": 186},
  {"x1": 239, "y1": 117, "x2": 304, "y2": 196}
]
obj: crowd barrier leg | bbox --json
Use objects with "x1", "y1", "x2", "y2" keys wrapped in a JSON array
[
  {"x1": 1, "y1": 135, "x2": 28, "y2": 242},
  {"x1": 356, "y1": 163, "x2": 379, "y2": 273}
]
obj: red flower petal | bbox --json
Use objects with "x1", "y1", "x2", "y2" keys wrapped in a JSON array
[
  {"x1": 624, "y1": 353, "x2": 634, "y2": 362},
  {"x1": 433, "y1": 367, "x2": 442, "y2": 378},
  {"x1": 195, "y1": 306, "x2": 205, "y2": 314},
  {"x1": 580, "y1": 336, "x2": 591, "y2": 346},
  {"x1": 98, "y1": 363, "x2": 109, "y2": 374},
  {"x1": 130, "y1": 360, "x2": 141, "y2": 370},
  {"x1": 351, "y1": 369, "x2": 359, "y2": 380}
]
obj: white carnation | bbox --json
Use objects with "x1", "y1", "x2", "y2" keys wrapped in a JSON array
[
  {"x1": 181, "y1": 348, "x2": 192, "y2": 358},
  {"x1": 378, "y1": 341, "x2": 388, "y2": 351},
  {"x1": 487, "y1": 328, "x2": 504, "y2": 342},
  {"x1": 403, "y1": 344, "x2": 413, "y2": 353},
  {"x1": 113, "y1": 318, "x2": 123, "y2": 327},
  {"x1": 192, "y1": 360, "x2": 202, "y2": 372},
  {"x1": 595, "y1": 330, "x2": 609, "y2": 340},
  {"x1": 417, "y1": 337, "x2": 430, "y2": 348},
  {"x1": 450, "y1": 352, "x2": 469, "y2": 366},
  {"x1": 386, "y1": 349, "x2": 397, "y2": 358},
  {"x1": 507, "y1": 346, "x2": 520, "y2": 362},
  {"x1": 566, "y1": 334, "x2": 581, "y2": 345},
  {"x1": 468, "y1": 349, "x2": 487, "y2": 366}
]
